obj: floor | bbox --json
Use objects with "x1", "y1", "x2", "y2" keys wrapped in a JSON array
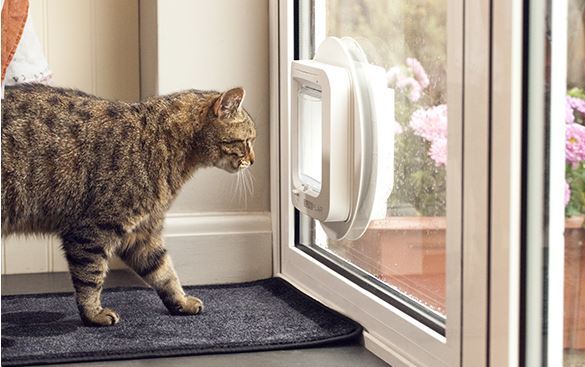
[
  {"x1": 565, "y1": 350, "x2": 585, "y2": 367},
  {"x1": 1, "y1": 271, "x2": 389, "y2": 367}
]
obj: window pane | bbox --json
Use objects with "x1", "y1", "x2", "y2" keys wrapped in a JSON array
[
  {"x1": 524, "y1": 1, "x2": 583, "y2": 366},
  {"x1": 564, "y1": 1, "x2": 585, "y2": 365},
  {"x1": 299, "y1": 0, "x2": 449, "y2": 325},
  {"x1": 298, "y1": 86, "x2": 323, "y2": 191}
]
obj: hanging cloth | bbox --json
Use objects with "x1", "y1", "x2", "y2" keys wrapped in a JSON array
[{"x1": 1, "y1": 0, "x2": 29, "y2": 83}]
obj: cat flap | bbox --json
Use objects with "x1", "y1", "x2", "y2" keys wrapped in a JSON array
[{"x1": 291, "y1": 37, "x2": 395, "y2": 241}]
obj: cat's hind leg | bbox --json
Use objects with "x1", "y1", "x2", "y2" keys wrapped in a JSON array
[
  {"x1": 61, "y1": 227, "x2": 120, "y2": 326},
  {"x1": 118, "y1": 232, "x2": 203, "y2": 316}
]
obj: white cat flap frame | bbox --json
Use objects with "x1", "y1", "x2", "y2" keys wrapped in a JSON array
[{"x1": 291, "y1": 37, "x2": 395, "y2": 241}]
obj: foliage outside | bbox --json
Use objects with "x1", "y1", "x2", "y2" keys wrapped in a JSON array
[
  {"x1": 328, "y1": 0, "x2": 585, "y2": 220},
  {"x1": 327, "y1": 0, "x2": 448, "y2": 217},
  {"x1": 566, "y1": 88, "x2": 585, "y2": 218}
]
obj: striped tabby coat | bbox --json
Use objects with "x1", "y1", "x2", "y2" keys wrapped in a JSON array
[{"x1": 1, "y1": 83, "x2": 256, "y2": 326}]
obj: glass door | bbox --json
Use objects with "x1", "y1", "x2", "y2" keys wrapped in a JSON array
[
  {"x1": 522, "y1": 1, "x2": 585, "y2": 366},
  {"x1": 274, "y1": 0, "x2": 581, "y2": 365},
  {"x1": 275, "y1": 0, "x2": 470, "y2": 366},
  {"x1": 296, "y1": 0, "x2": 451, "y2": 331}
]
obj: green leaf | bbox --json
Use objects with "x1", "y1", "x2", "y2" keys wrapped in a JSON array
[{"x1": 568, "y1": 87, "x2": 585, "y2": 99}]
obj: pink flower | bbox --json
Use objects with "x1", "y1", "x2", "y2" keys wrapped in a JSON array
[
  {"x1": 410, "y1": 104, "x2": 448, "y2": 166},
  {"x1": 409, "y1": 104, "x2": 448, "y2": 141},
  {"x1": 565, "y1": 181, "x2": 571, "y2": 206},
  {"x1": 567, "y1": 98, "x2": 575, "y2": 124},
  {"x1": 569, "y1": 96, "x2": 585, "y2": 116},
  {"x1": 429, "y1": 137, "x2": 447, "y2": 166},
  {"x1": 406, "y1": 58, "x2": 430, "y2": 89},
  {"x1": 566, "y1": 122, "x2": 585, "y2": 164},
  {"x1": 386, "y1": 66, "x2": 402, "y2": 86},
  {"x1": 386, "y1": 58, "x2": 430, "y2": 102},
  {"x1": 396, "y1": 77, "x2": 423, "y2": 102},
  {"x1": 393, "y1": 121, "x2": 403, "y2": 134}
]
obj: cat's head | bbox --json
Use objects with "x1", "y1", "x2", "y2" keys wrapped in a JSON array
[{"x1": 205, "y1": 87, "x2": 256, "y2": 173}]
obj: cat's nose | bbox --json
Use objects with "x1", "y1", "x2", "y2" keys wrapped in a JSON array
[{"x1": 249, "y1": 157, "x2": 254, "y2": 165}]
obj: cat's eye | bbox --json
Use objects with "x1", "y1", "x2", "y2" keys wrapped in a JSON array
[{"x1": 221, "y1": 140, "x2": 239, "y2": 144}]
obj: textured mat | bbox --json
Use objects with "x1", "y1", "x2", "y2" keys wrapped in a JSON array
[{"x1": 1, "y1": 278, "x2": 362, "y2": 366}]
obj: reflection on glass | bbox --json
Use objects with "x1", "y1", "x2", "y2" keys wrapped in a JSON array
[
  {"x1": 309, "y1": 0, "x2": 448, "y2": 320},
  {"x1": 564, "y1": 2, "x2": 585, "y2": 365},
  {"x1": 298, "y1": 86, "x2": 323, "y2": 191}
]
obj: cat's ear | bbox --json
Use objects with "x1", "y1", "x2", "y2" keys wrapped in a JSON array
[{"x1": 213, "y1": 87, "x2": 245, "y2": 119}]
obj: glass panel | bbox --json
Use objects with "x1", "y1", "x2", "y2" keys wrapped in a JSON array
[
  {"x1": 298, "y1": 86, "x2": 323, "y2": 191},
  {"x1": 564, "y1": 2, "x2": 585, "y2": 365},
  {"x1": 524, "y1": 1, "x2": 581, "y2": 366},
  {"x1": 298, "y1": 0, "x2": 449, "y2": 325}
]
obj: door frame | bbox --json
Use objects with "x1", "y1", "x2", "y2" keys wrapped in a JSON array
[{"x1": 268, "y1": 1, "x2": 525, "y2": 366}]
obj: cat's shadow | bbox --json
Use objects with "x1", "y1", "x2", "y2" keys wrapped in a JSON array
[{"x1": 2, "y1": 311, "x2": 81, "y2": 338}]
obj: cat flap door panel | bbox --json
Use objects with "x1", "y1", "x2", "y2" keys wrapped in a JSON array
[{"x1": 291, "y1": 37, "x2": 395, "y2": 241}]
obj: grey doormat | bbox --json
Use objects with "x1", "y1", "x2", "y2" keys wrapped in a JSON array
[{"x1": 1, "y1": 278, "x2": 362, "y2": 366}]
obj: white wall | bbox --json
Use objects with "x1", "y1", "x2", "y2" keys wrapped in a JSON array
[
  {"x1": 2, "y1": 0, "x2": 273, "y2": 283},
  {"x1": 138, "y1": 0, "x2": 273, "y2": 283},
  {"x1": 142, "y1": 0, "x2": 271, "y2": 214},
  {"x1": 30, "y1": 0, "x2": 140, "y2": 101},
  {"x1": 2, "y1": 0, "x2": 141, "y2": 275}
]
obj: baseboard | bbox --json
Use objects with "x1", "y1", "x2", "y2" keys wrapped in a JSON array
[
  {"x1": 162, "y1": 212, "x2": 272, "y2": 236},
  {"x1": 2, "y1": 212, "x2": 273, "y2": 285}
]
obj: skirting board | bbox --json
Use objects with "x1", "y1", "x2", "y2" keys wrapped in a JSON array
[{"x1": 1, "y1": 212, "x2": 273, "y2": 285}]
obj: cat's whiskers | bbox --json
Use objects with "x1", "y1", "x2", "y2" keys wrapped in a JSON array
[
  {"x1": 241, "y1": 170, "x2": 249, "y2": 208},
  {"x1": 231, "y1": 171, "x2": 240, "y2": 202},
  {"x1": 242, "y1": 169, "x2": 250, "y2": 208},
  {"x1": 232, "y1": 170, "x2": 246, "y2": 208},
  {"x1": 242, "y1": 171, "x2": 248, "y2": 208},
  {"x1": 243, "y1": 169, "x2": 255, "y2": 197},
  {"x1": 233, "y1": 169, "x2": 255, "y2": 209},
  {"x1": 235, "y1": 170, "x2": 245, "y2": 205}
]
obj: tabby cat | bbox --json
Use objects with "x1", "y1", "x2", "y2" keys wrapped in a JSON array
[{"x1": 1, "y1": 83, "x2": 256, "y2": 326}]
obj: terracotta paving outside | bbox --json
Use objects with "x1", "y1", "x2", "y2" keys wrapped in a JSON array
[{"x1": 328, "y1": 216, "x2": 585, "y2": 360}]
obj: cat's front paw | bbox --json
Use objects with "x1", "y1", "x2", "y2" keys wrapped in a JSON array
[
  {"x1": 81, "y1": 307, "x2": 120, "y2": 326},
  {"x1": 168, "y1": 296, "x2": 204, "y2": 316}
]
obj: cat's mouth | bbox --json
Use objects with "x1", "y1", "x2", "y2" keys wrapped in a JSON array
[
  {"x1": 222, "y1": 159, "x2": 251, "y2": 173},
  {"x1": 238, "y1": 160, "x2": 251, "y2": 170}
]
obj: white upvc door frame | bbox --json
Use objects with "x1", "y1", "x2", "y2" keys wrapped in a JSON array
[
  {"x1": 522, "y1": 0, "x2": 567, "y2": 366},
  {"x1": 460, "y1": 1, "x2": 490, "y2": 366},
  {"x1": 489, "y1": 0, "x2": 524, "y2": 366},
  {"x1": 268, "y1": 0, "x2": 525, "y2": 366},
  {"x1": 545, "y1": 1, "x2": 567, "y2": 364}
]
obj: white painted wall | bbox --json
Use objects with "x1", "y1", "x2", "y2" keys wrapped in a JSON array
[
  {"x1": 142, "y1": 0, "x2": 271, "y2": 214},
  {"x1": 2, "y1": 0, "x2": 273, "y2": 282},
  {"x1": 138, "y1": 0, "x2": 273, "y2": 283},
  {"x1": 30, "y1": 0, "x2": 140, "y2": 101},
  {"x1": 2, "y1": 0, "x2": 141, "y2": 275}
]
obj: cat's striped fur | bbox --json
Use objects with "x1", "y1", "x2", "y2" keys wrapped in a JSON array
[{"x1": 1, "y1": 83, "x2": 256, "y2": 326}]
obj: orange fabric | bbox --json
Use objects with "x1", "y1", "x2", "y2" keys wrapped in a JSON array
[{"x1": 1, "y1": 0, "x2": 29, "y2": 82}]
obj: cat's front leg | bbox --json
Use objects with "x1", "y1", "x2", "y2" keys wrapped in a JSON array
[
  {"x1": 118, "y1": 233, "x2": 203, "y2": 316},
  {"x1": 61, "y1": 229, "x2": 120, "y2": 326}
]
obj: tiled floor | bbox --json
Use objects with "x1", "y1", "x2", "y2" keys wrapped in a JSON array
[{"x1": 1, "y1": 271, "x2": 389, "y2": 367}]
